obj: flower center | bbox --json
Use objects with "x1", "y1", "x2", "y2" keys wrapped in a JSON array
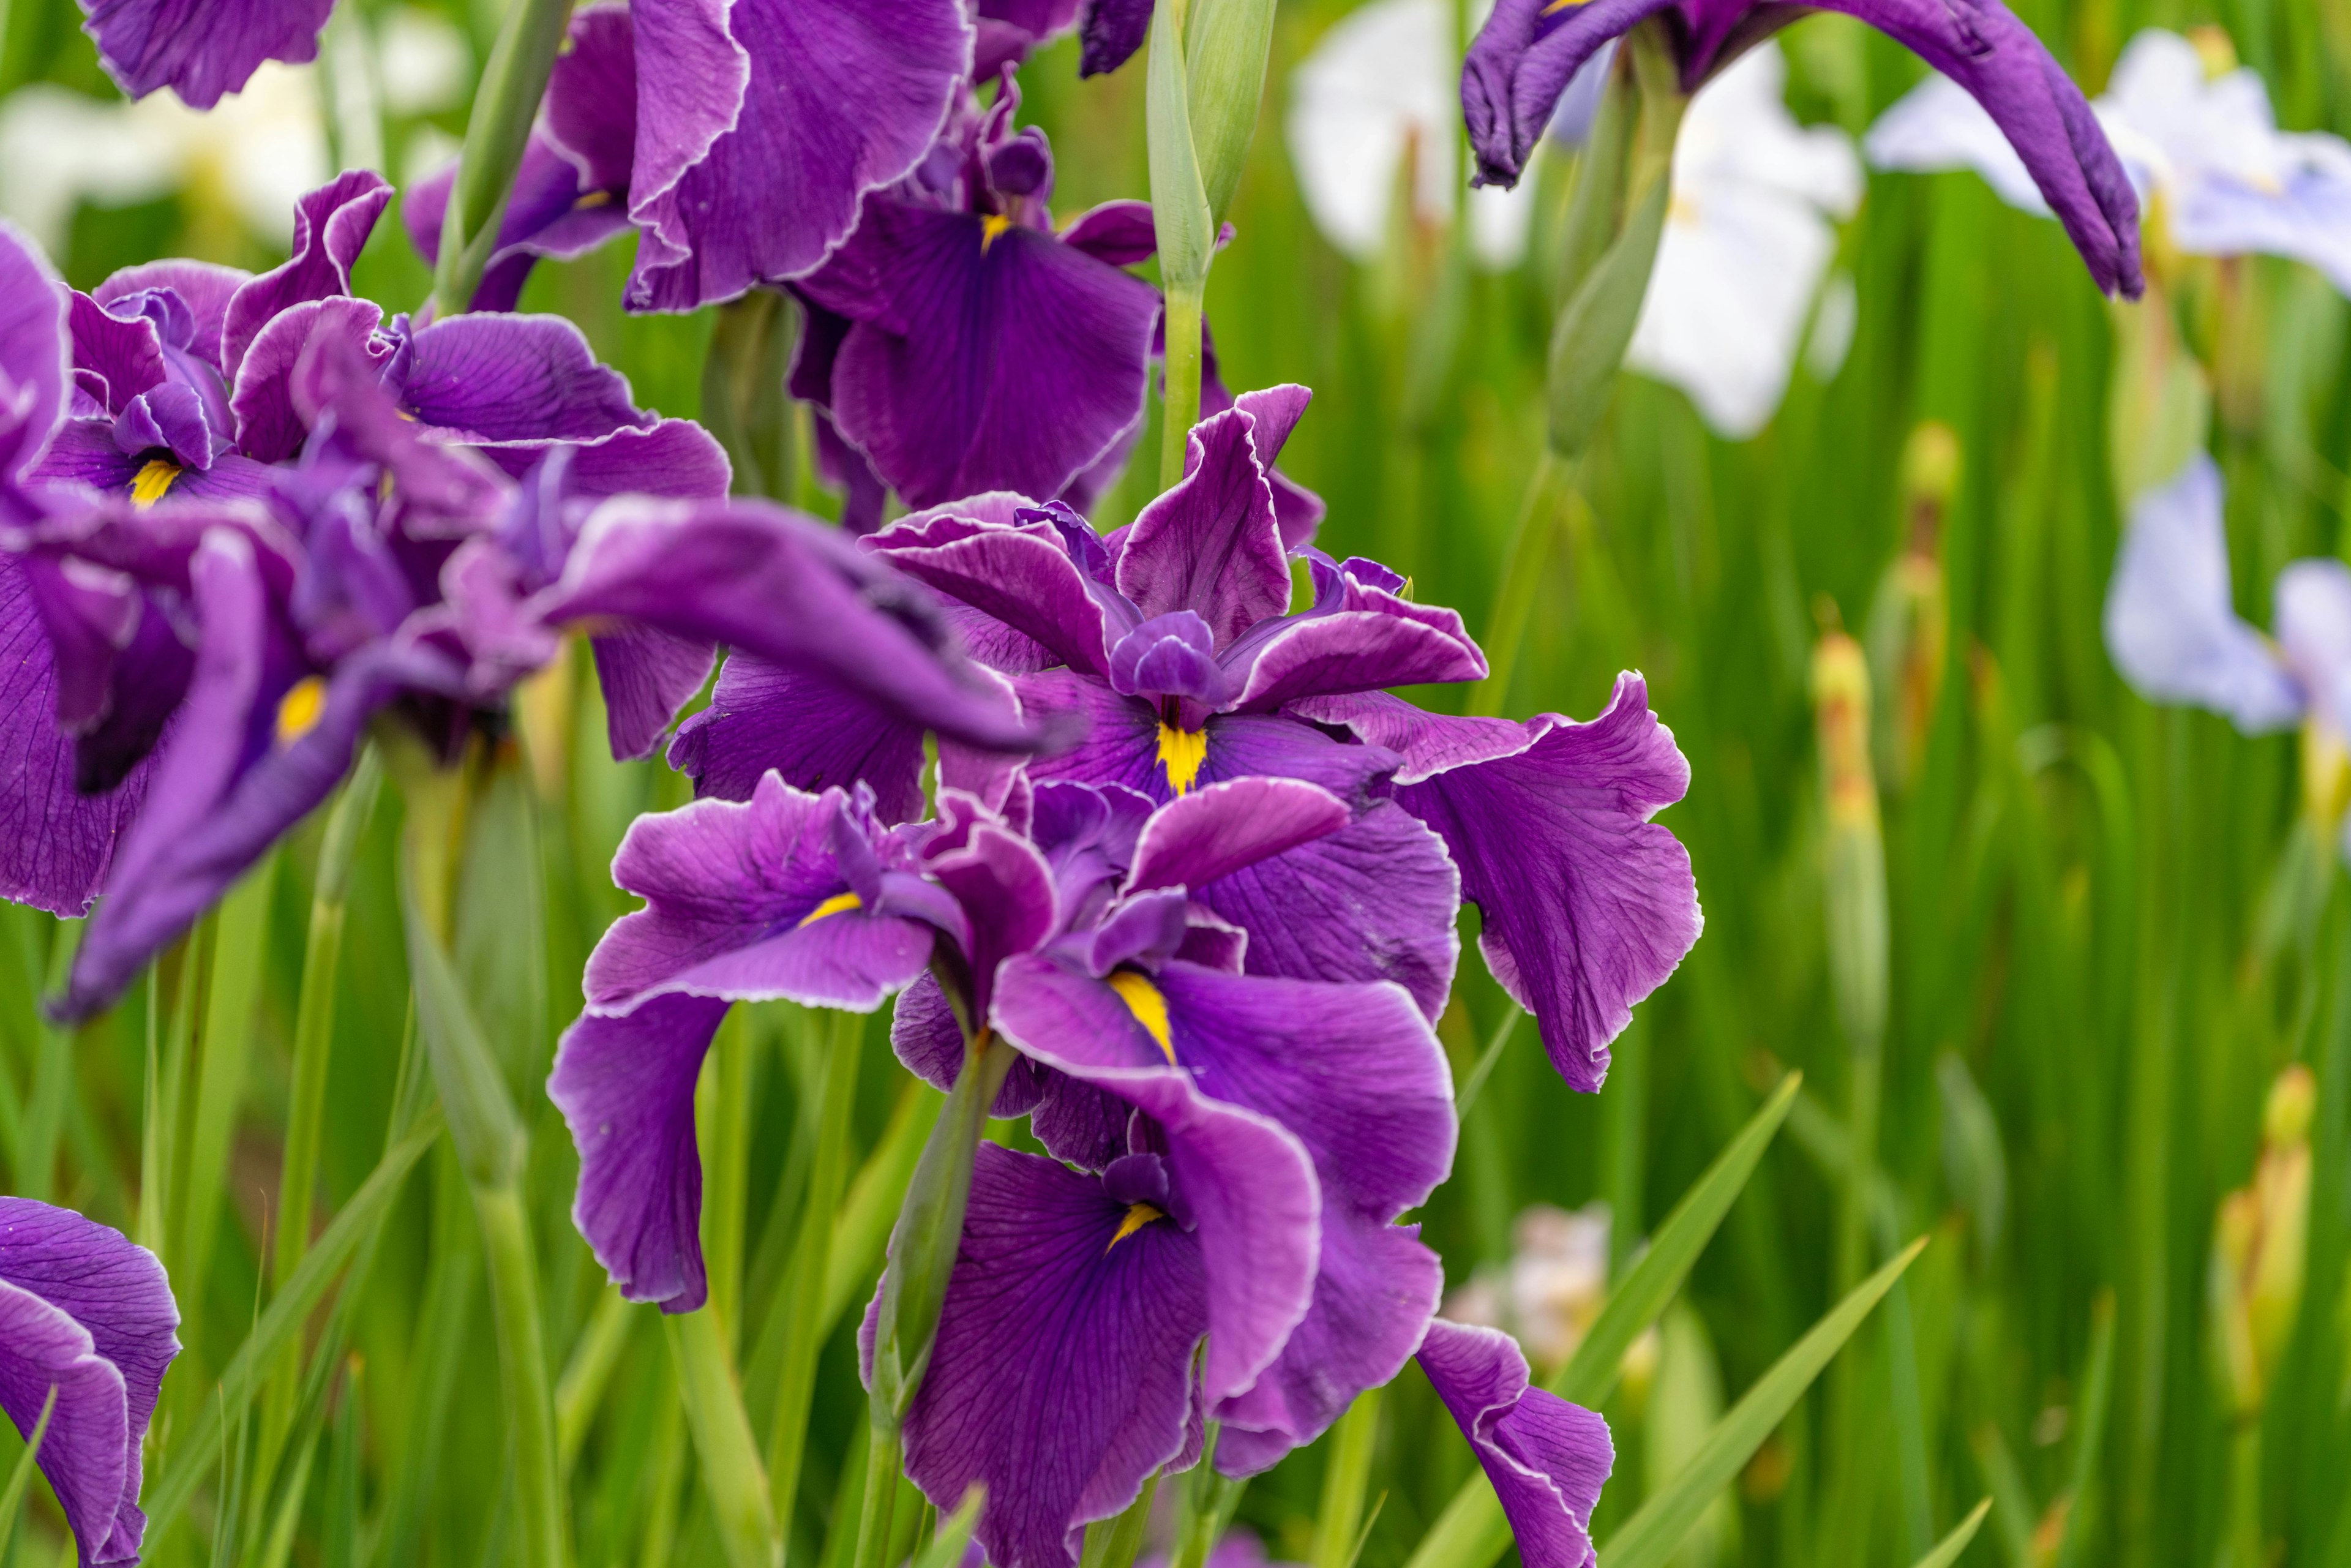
[
  {"x1": 131, "y1": 457, "x2": 181, "y2": 508},
  {"x1": 980, "y1": 212, "x2": 1014, "y2": 252},
  {"x1": 1155, "y1": 722, "x2": 1207, "y2": 797},
  {"x1": 1107, "y1": 1202, "x2": 1164, "y2": 1251},
  {"x1": 797, "y1": 890, "x2": 864, "y2": 928},
  {"x1": 1107, "y1": 969, "x2": 1174, "y2": 1064},
  {"x1": 275, "y1": 676, "x2": 327, "y2": 745}
]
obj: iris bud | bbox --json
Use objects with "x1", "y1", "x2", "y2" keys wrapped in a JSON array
[{"x1": 2209, "y1": 1064, "x2": 2314, "y2": 1419}]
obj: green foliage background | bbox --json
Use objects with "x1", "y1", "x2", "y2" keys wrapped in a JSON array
[{"x1": 6, "y1": 0, "x2": 2351, "y2": 1564}]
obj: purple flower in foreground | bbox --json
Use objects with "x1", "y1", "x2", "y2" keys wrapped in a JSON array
[
  {"x1": 1461, "y1": 0, "x2": 2144, "y2": 296},
  {"x1": 405, "y1": 0, "x2": 972, "y2": 314},
  {"x1": 1419, "y1": 1321, "x2": 1613, "y2": 1568},
  {"x1": 0, "y1": 1198, "x2": 181, "y2": 1568},
  {"x1": 689, "y1": 388, "x2": 1700, "y2": 1091},
  {"x1": 792, "y1": 72, "x2": 1163, "y2": 512}
]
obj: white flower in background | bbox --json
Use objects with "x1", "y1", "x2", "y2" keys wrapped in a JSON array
[
  {"x1": 1866, "y1": 28, "x2": 2351, "y2": 294},
  {"x1": 1441, "y1": 1201, "x2": 1614, "y2": 1366},
  {"x1": 1625, "y1": 42, "x2": 1864, "y2": 440},
  {"x1": 0, "y1": 7, "x2": 465, "y2": 255},
  {"x1": 1286, "y1": 0, "x2": 1537, "y2": 269}
]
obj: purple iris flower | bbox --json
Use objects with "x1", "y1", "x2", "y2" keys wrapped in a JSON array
[
  {"x1": 404, "y1": 0, "x2": 972, "y2": 315},
  {"x1": 0, "y1": 219, "x2": 1051, "y2": 1020},
  {"x1": 685, "y1": 387, "x2": 1700, "y2": 1092},
  {"x1": 790, "y1": 70, "x2": 1164, "y2": 512},
  {"x1": 76, "y1": 0, "x2": 331, "y2": 108},
  {"x1": 0, "y1": 1198, "x2": 181, "y2": 1568},
  {"x1": 1418, "y1": 1322, "x2": 1613, "y2": 1568},
  {"x1": 1461, "y1": 0, "x2": 2144, "y2": 297}
]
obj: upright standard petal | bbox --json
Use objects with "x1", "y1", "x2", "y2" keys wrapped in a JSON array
[
  {"x1": 1418, "y1": 1321, "x2": 1611, "y2": 1568},
  {"x1": 2102, "y1": 454, "x2": 2304, "y2": 732},
  {"x1": 219, "y1": 172, "x2": 391, "y2": 377},
  {"x1": 78, "y1": 0, "x2": 332, "y2": 109},
  {"x1": 667, "y1": 653, "x2": 930, "y2": 825},
  {"x1": 1116, "y1": 395, "x2": 1298, "y2": 647},
  {"x1": 625, "y1": 0, "x2": 971, "y2": 310},
  {"x1": 0, "y1": 1197, "x2": 181, "y2": 1568},
  {"x1": 1383, "y1": 675, "x2": 1700, "y2": 1092},
  {"x1": 0, "y1": 220, "x2": 70, "y2": 490},
  {"x1": 887, "y1": 1144, "x2": 1205, "y2": 1568}
]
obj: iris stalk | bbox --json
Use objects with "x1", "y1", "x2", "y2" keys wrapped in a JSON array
[
  {"x1": 1146, "y1": 0, "x2": 1214, "y2": 486},
  {"x1": 429, "y1": 0, "x2": 578, "y2": 317}
]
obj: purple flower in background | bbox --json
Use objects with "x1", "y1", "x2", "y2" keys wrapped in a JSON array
[
  {"x1": 1461, "y1": 0, "x2": 2144, "y2": 297},
  {"x1": 2101, "y1": 453, "x2": 2351, "y2": 855},
  {"x1": 0, "y1": 1198, "x2": 181, "y2": 1568},
  {"x1": 77, "y1": 0, "x2": 332, "y2": 108},
  {"x1": 792, "y1": 73, "x2": 1163, "y2": 511},
  {"x1": 1418, "y1": 1321, "x2": 1613, "y2": 1568},
  {"x1": 697, "y1": 388, "x2": 1700, "y2": 1092}
]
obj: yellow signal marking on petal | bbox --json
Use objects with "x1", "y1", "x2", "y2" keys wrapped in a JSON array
[
  {"x1": 275, "y1": 676, "x2": 327, "y2": 746},
  {"x1": 1156, "y1": 723, "x2": 1207, "y2": 797},
  {"x1": 130, "y1": 459, "x2": 181, "y2": 508},
  {"x1": 798, "y1": 890, "x2": 864, "y2": 928},
  {"x1": 1539, "y1": 0, "x2": 1595, "y2": 12},
  {"x1": 1108, "y1": 1202, "x2": 1165, "y2": 1251},
  {"x1": 1107, "y1": 970, "x2": 1175, "y2": 1064},
  {"x1": 576, "y1": 189, "x2": 613, "y2": 209},
  {"x1": 981, "y1": 212, "x2": 1014, "y2": 252}
]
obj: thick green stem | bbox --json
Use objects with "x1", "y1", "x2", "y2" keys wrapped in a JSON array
[
  {"x1": 1086, "y1": 1476, "x2": 1158, "y2": 1568},
  {"x1": 428, "y1": 0, "x2": 576, "y2": 317},
  {"x1": 476, "y1": 1182, "x2": 566, "y2": 1568},
  {"x1": 851, "y1": 1421, "x2": 904, "y2": 1568},
  {"x1": 669, "y1": 1308, "x2": 780, "y2": 1568},
  {"x1": 1160, "y1": 284, "x2": 1206, "y2": 487},
  {"x1": 770, "y1": 1010, "x2": 868, "y2": 1534},
  {"x1": 1310, "y1": 1392, "x2": 1381, "y2": 1568}
]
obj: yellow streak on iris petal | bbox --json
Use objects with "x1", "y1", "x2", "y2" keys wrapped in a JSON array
[
  {"x1": 131, "y1": 459, "x2": 181, "y2": 508},
  {"x1": 1157, "y1": 723, "x2": 1207, "y2": 797},
  {"x1": 980, "y1": 212, "x2": 1013, "y2": 252},
  {"x1": 275, "y1": 676, "x2": 328, "y2": 746},
  {"x1": 1107, "y1": 1202, "x2": 1164, "y2": 1251},
  {"x1": 1107, "y1": 970, "x2": 1175, "y2": 1065},
  {"x1": 797, "y1": 890, "x2": 863, "y2": 928},
  {"x1": 1539, "y1": 0, "x2": 1595, "y2": 11}
]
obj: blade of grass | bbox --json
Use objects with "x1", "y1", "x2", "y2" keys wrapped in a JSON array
[
  {"x1": 2049, "y1": 1289, "x2": 2117, "y2": 1568},
  {"x1": 668, "y1": 1306, "x2": 779, "y2": 1568},
  {"x1": 1311, "y1": 1389, "x2": 1381, "y2": 1568},
  {"x1": 1600, "y1": 1236, "x2": 1929, "y2": 1568},
  {"x1": 1911, "y1": 1498, "x2": 1993, "y2": 1568},
  {"x1": 180, "y1": 850, "x2": 279, "y2": 1311},
  {"x1": 912, "y1": 1487, "x2": 984, "y2": 1568},
  {"x1": 17, "y1": 920, "x2": 83, "y2": 1204},
  {"x1": 771, "y1": 1010, "x2": 867, "y2": 1532},
  {"x1": 824, "y1": 1075, "x2": 940, "y2": 1330},
  {"x1": 557, "y1": 1285, "x2": 636, "y2": 1477},
  {"x1": 0, "y1": 1387, "x2": 57, "y2": 1548}
]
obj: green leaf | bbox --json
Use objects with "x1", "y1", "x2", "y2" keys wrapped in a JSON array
[
  {"x1": 1144, "y1": 0, "x2": 1214, "y2": 292},
  {"x1": 1182, "y1": 0, "x2": 1275, "y2": 228},
  {"x1": 1544, "y1": 174, "x2": 1668, "y2": 460},
  {"x1": 1602, "y1": 1236, "x2": 1930, "y2": 1568},
  {"x1": 1912, "y1": 1499, "x2": 1993, "y2": 1568},
  {"x1": 180, "y1": 850, "x2": 277, "y2": 1311},
  {"x1": 1401, "y1": 1073, "x2": 1799, "y2": 1568},
  {"x1": 143, "y1": 1109, "x2": 442, "y2": 1537},
  {"x1": 0, "y1": 1386, "x2": 57, "y2": 1547},
  {"x1": 400, "y1": 871, "x2": 523, "y2": 1189},
  {"x1": 912, "y1": 1487, "x2": 985, "y2": 1568}
]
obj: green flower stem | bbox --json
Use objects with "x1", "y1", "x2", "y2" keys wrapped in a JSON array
[
  {"x1": 705, "y1": 1005, "x2": 756, "y2": 1341},
  {"x1": 1086, "y1": 1476, "x2": 1158, "y2": 1568},
  {"x1": 1160, "y1": 282, "x2": 1207, "y2": 487},
  {"x1": 668, "y1": 1307, "x2": 781, "y2": 1568},
  {"x1": 428, "y1": 0, "x2": 577, "y2": 318},
  {"x1": 1146, "y1": 0, "x2": 1213, "y2": 489},
  {"x1": 1310, "y1": 1390, "x2": 1381, "y2": 1568},
  {"x1": 851, "y1": 1420, "x2": 904, "y2": 1568},
  {"x1": 770, "y1": 1010, "x2": 868, "y2": 1536},
  {"x1": 181, "y1": 850, "x2": 279, "y2": 1313},
  {"x1": 474, "y1": 1180, "x2": 566, "y2": 1568}
]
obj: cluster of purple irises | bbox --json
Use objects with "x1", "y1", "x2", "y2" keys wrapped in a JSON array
[{"x1": 1, "y1": 0, "x2": 2144, "y2": 1559}]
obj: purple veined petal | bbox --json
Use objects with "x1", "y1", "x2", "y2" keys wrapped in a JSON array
[
  {"x1": 625, "y1": 0, "x2": 971, "y2": 311},
  {"x1": 1084, "y1": 887, "x2": 1193, "y2": 975},
  {"x1": 669, "y1": 651, "x2": 928, "y2": 824},
  {"x1": 1137, "y1": 963, "x2": 1453, "y2": 1463},
  {"x1": 865, "y1": 507, "x2": 1118, "y2": 677},
  {"x1": 2103, "y1": 455, "x2": 2304, "y2": 732},
  {"x1": 546, "y1": 4, "x2": 638, "y2": 192},
  {"x1": 1060, "y1": 200, "x2": 1159, "y2": 266},
  {"x1": 65, "y1": 292, "x2": 167, "y2": 419},
  {"x1": 58, "y1": 541, "x2": 398, "y2": 1021},
  {"x1": 397, "y1": 314, "x2": 648, "y2": 442},
  {"x1": 1078, "y1": 0, "x2": 1152, "y2": 76},
  {"x1": 1391, "y1": 674, "x2": 1700, "y2": 1093},
  {"x1": 1229, "y1": 592, "x2": 1487, "y2": 713},
  {"x1": 21, "y1": 552, "x2": 195, "y2": 797},
  {"x1": 468, "y1": 419, "x2": 733, "y2": 503},
  {"x1": 882, "y1": 1143, "x2": 1206, "y2": 1568},
  {"x1": 77, "y1": 0, "x2": 331, "y2": 107},
  {"x1": 1109, "y1": 610, "x2": 1228, "y2": 705},
  {"x1": 229, "y1": 294, "x2": 386, "y2": 465},
  {"x1": 989, "y1": 951, "x2": 1324, "y2": 1408},
  {"x1": 591, "y1": 626, "x2": 716, "y2": 763},
  {"x1": 1196, "y1": 343, "x2": 1323, "y2": 551},
  {"x1": 287, "y1": 331, "x2": 512, "y2": 539},
  {"x1": 534, "y1": 495, "x2": 1054, "y2": 756},
  {"x1": 1419, "y1": 1321, "x2": 1611, "y2": 1568},
  {"x1": 809, "y1": 204, "x2": 1162, "y2": 508},
  {"x1": 94, "y1": 261, "x2": 249, "y2": 375},
  {"x1": 403, "y1": 137, "x2": 634, "y2": 315},
  {"x1": 811, "y1": 408, "x2": 891, "y2": 536},
  {"x1": 0, "y1": 1198, "x2": 181, "y2": 1568},
  {"x1": 1114, "y1": 398, "x2": 1294, "y2": 648},
  {"x1": 0, "y1": 557, "x2": 159, "y2": 917},
  {"x1": 1289, "y1": 688, "x2": 1536, "y2": 783},
  {"x1": 1124, "y1": 776, "x2": 1351, "y2": 893},
  {"x1": 0, "y1": 222, "x2": 71, "y2": 491},
  {"x1": 551, "y1": 991, "x2": 730, "y2": 1312},
  {"x1": 890, "y1": 969, "x2": 1054, "y2": 1117},
  {"x1": 2274, "y1": 559, "x2": 2351, "y2": 744},
  {"x1": 1817, "y1": 0, "x2": 2141, "y2": 295},
  {"x1": 220, "y1": 172, "x2": 392, "y2": 379},
  {"x1": 1461, "y1": 0, "x2": 1675, "y2": 189},
  {"x1": 1192, "y1": 798, "x2": 1461, "y2": 1021},
  {"x1": 926, "y1": 815, "x2": 1062, "y2": 1012},
  {"x1": 584, "y1": 775, "x2": 934, "y2": 1010}
]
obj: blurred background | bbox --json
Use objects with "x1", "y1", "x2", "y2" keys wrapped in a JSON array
[{"x1": 5, "y1": 0, "x2": 2351, "y2": 1564}]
